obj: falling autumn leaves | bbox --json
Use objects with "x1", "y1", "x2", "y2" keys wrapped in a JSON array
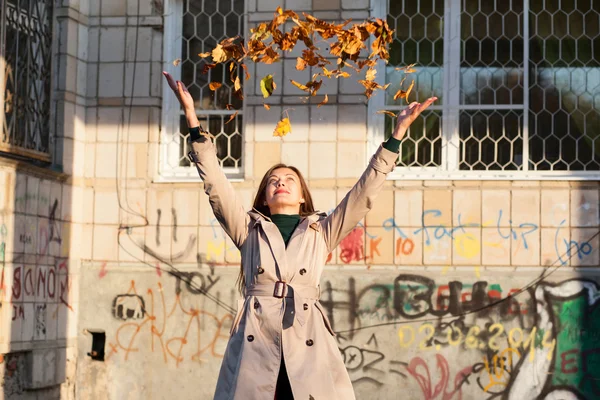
[{"x1": 174, "y1": 7, "x2": 415, "y2": 136}]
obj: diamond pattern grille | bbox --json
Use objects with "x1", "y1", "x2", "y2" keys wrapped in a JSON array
[{"x1": 1, "y1": 0, "x2": 53, "y2": 161}]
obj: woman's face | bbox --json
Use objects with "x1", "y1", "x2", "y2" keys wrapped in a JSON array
[{"x1": 264, "y1": 167, "x2": 304, "y2": 213}]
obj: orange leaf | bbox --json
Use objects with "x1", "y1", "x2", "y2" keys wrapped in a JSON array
[
  {"x1": 290, "y1": 80, "x2": 309, "y2": 92},
  {"x1": 317, "y1": 94, "x2": 329, "y2": 108},
  {"x1": 198, "y1": 52, "x2": 211, "y2": 58},
  {"x1": 234, "y1": 75, "x2": 241, "y2": 92},
  {"x1": 376, "y1": 110, "x2": 397, "y2": 118},
  {"x1": 404, "y1": 80, "x2": 415, "y2": 103},
  {"x1": 209, "y1": 82, "x2": 222, "y2": 91},
  {"x1": 264, "y1": 104, "x2": 271, "y2": 110},
  {"x1": 226, "y1": 111, "x2": 239, "y2": 124},
  {"x1": 273, "y1": 117, "x2": 292, "y2": 137},
  {"x1": 225, "y1": 104, "x2": 235, "y2": 110},
  {"x1": 296, "y1": 57, "x2": 307, "y2": 71},
  {"x1": 241, "y1": 63, "x2": 250, "y2": 80}
]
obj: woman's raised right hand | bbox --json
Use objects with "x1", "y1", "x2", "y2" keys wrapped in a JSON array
[{"x1": 163, "y1": 71, "x2": 199, "y2": 127}]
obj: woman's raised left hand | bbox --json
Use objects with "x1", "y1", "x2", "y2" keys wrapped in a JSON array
[{"x1": 392, "y1": 97, "x2": 438, "y2": 141}]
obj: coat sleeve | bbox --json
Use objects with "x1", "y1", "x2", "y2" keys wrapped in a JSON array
[
  {"x1": 189, "y1": 135, "x2": 249, "y2": 249},
  {"x1": 320, "y1": 144, "x2": 399, "y2": 253}
]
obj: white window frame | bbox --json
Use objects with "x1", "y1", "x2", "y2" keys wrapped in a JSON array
[
  {"x1": 368, "y1": 0, "x2": 600, "y2": 180},
  {"x1": 158, "y1": 0, "x2": 247, "y2": 182}
]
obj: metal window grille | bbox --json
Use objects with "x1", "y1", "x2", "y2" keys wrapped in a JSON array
[
  {"x1": 161, "y1": 0, "x2": 245, "y2": 180},
  {"x1": 369, "y1": 0, "x2": 600, "y2": 179},
  {"x1": 0, "y1": 0, "x2": 53, "y2": 162}
]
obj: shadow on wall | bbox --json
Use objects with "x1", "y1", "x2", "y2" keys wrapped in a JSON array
[{"x1": 0, "y1": 166, "x2": 76, "y2": 399}]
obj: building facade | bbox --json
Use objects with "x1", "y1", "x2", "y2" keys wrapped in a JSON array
[{"x1": 0, "y1": 0, "x2": 599, "y2": 398}]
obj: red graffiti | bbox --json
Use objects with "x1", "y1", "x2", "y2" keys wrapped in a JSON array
[
  {"x1": 396, "y1": 237, "x2": 415, "y2": 256},
  {"x1": 155, "y1": 262, "x2": 162, "y2": 277},
  {"x1": 339, "y1": 228, "x2": 365, "y2": 263},
  {"x1": 406, "y1": 354, "x2": 472, "y2": 400},
  {"x1": 12, "y1": 266, "x2": 21, "y2": 301},
  {"x1": 99, "y1": 262, "x2": 108, "y2": 279}
]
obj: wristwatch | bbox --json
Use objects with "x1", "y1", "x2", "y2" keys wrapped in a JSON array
[{"x1": 187, "y1": 125, "x2": 208, "y2": 163}]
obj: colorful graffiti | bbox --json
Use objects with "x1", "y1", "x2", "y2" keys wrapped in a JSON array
[{"x1": 327, "y1": 274, "x2": 600, "y2": 399}]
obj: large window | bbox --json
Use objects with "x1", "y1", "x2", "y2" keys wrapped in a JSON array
[
  {"x1": 0, "y1": 0, "x2": 54, "y2": 162},
  {"x1": 161, "y1": 0, "x2": 245, "y2": 180},
  {"x1": 370, "y1": 0, "x2": 600, "y2": 179}
]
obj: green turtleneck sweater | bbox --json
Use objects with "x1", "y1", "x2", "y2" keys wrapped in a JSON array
[{"x1": 271, "y1": 214, "x2": 301, "y2": 247}]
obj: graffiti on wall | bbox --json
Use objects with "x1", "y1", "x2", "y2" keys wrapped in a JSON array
[
  {"x1": 324, "y1": 274, "x2": 600, "y2": 400},
  {"x1": 105, "y1": 270, "x2": 235, "y2": 367}
]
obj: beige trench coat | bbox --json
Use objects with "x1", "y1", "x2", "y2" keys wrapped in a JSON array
[{"x1": 189, "y1": 135, "x2": 398, "y2": 400}]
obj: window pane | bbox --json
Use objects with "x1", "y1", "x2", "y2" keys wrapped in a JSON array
[
  {"x1": 385, "y1": 111, "x2": 442, "y2": 167},
  {"x1": 1, "y1": 0, "x2": 53, "y2": 160},
  {"x1": 529, "y1": 0, "x2": 600, "y2": 170},
  {"x1": 459, "y1": 110, "x2": 523, "y2": 171},
  {"x1": 386, "y1": 0, "x2": 444, "y2": 105},
  {"x1": 178, "y1": 0, "x2": 245, "y2": 171},
  {"x1": 461, "y1": 0, "x2": 524, "y2": 105}
]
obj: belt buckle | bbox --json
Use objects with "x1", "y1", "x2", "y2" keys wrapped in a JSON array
[{"x1": 273, "y1": 281, "x2": 286, "y2": 298}]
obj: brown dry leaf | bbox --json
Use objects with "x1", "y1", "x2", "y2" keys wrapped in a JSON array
[
  {"x1": 241, "y1": 63, "x2": 251, "y2": 80},
  {"x1": 395, "y1": 63, "x2": 417, "y2": 73},
  {"x1": 296, "y1": 57, "x2": 307, "y2": 71},
  {"x1": 172, "y1": 58, "x2": 182, "y2": 66},
  {"x1": 273, "y1": 117, "x2": 292, "y2": 137},
  {"x1": 263, "y1": 103, "x2": 271, "y2": 110},
  {"x1": 336, "y1": 71, "x2": 351, "y2": 78},
  {"x1": 366, "y1": 68, "x2": 377, "y2": 81},
  {"x1": 225, "y1": 104, "x2": 235, "y2": 110},
  {"x1": 290, "y1": 80, "x2": 309, "y2": 92},
  {"x1": 404, "y1": 80, "x2": 415, "y2": 103},
  {"x1": 317, "y1": 94, "x2": 329, "y2": 108},
  {"x1": 209, "y1": 82, "x2": 222, "y2": 91},
  {"x1": 376, "y1": 110, "x2": 397, "y2": 118},
  {"x1": 201, "y1": 63, "x2": 217, "y2": 74},
  {"x1": 226, "y1": 111, "x2": 239, "y2": 124},
  {"x1": 212, "y1": 44, "x2": 228, "y2": 63},
  {"x1": 198, "y1": 52, "x2": 211, "y2": 58}
]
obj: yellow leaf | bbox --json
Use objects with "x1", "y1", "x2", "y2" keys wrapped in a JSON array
[
  {"x1": 172, "y1": 58, "x2": 181, "y2": 66},
  {"x1": 366, "y1": 68, "x2": 377, "y2": 81},
  {"x1": 260, "y1": 75, "x2": 275, "y2": 98},
  {"x1": 198, "y1": 52, "x2": 211, "y2": 58},
  {"x1": 376, "y1": 110, "x2": 397, "y2": 118},
  {"x1": 209, "y1": 82, "x2": 222, "y2": 91},
  {"x1": 317, "y1": 94, "x2": 329, "y2": 108},
  {"x1": 212, "y1": 44, "x2": 228, "y2": 63},
  {"x1": 234, "y1": 75, "x2": 241, "y2": 92},
  {"x1": 226, "y1": 111, "x2": 239, "y2": 124},
  {"x1": 264, "y1": 103, "x2": 271, "y2": 110},
  {"x1": 290, "y1": 80, "x2": 309, "y2": 92},
  {"x1": 337, "y1": 71, "x2": 351, "y2": 78},
  {"x1": 273, "y1": 117, "x2": 292, "y2": 137}
]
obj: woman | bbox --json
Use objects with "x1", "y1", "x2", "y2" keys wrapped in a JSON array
[{"x1": 163, "y1": 71, "x2": 436, "y2": 400}]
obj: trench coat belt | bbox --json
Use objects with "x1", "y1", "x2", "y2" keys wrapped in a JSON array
[{"x1": 246, "y1": 283, "x2": 320, "y2": 300}]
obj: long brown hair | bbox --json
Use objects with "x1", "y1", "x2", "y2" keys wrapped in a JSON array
[{"x1": 237, "y1": 164, "x2": 315, "y2": 293}]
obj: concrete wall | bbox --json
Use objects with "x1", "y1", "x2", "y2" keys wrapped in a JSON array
[{"x1": 1, "y1": 0, "x2": 599, "y2": 399}]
